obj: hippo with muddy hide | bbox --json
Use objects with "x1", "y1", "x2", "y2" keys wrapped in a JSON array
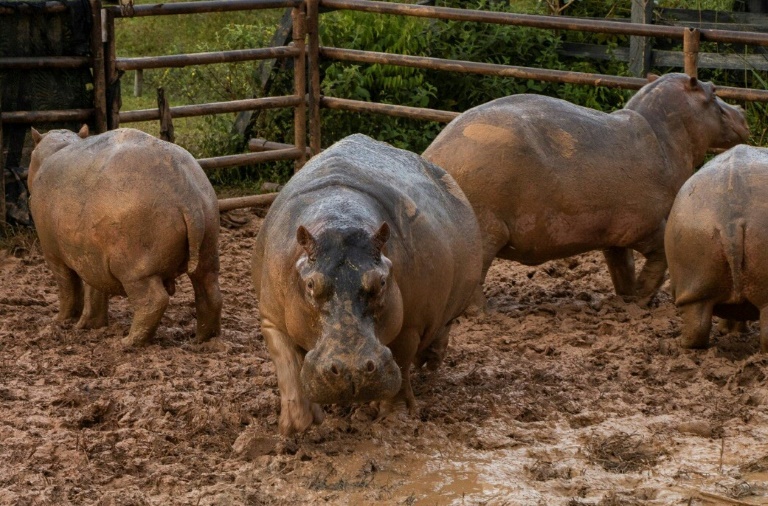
[
  {"x1": 252, "y1": 134, "x2": 482, "y2": 435},
  {"x1": 666, "y1": 145, "x2": 768, "y2": 353},
  {"x1": 28, "y1": 126, "x2": 222, "y2": 346},
  {"x1": 422, "y1": 73, "x2": 749, "y2": 308}
]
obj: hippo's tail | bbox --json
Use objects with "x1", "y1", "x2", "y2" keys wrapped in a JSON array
[
  {"x1": 719, "y1": 218, "x2": 746, "y2": 301},
  {"x1": 182, "y1": 206, "x2": 206, "y2": 274}
]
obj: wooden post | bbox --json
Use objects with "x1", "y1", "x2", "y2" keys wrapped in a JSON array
[
  {"x1": 683, "y1": 27, "x2": 700, "y2": 79},
  {"x1": 0, "y1": 108, "x2": 5, "y2": 229},
  {"x1": 157, "y1": 87, "x2": 174, "y2": 143},
  {"x1": 104, "y1": 10, "x2": 121, "y2": 129},
  {"x1": 307, "y1": 0, "x2": 321, "y2": 156},
  {"x1": 89, "y1": 0, "x2": 107, "y2": 133},
  {"x1": 134, "y1": 69, "x2": 143, "y2": 97},
  {"x1": 629, "y1": 0, "x2": 653, "y2": 78},
  {"x1": 292, "y1": 3, "x2": 307, "y2": 171}
]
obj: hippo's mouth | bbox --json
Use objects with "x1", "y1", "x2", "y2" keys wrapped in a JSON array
[{"x1": 300, "y1": 361, "x2": 402, "y2": 405}]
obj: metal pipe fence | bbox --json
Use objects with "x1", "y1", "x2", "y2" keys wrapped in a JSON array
[{"x1": 5, "y1": 0, "x2": 768, "y2": 217}]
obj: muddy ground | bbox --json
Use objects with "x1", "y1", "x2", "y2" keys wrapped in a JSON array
[{"x1": 1, "y1": 210, "x2": 767, "y2": 505}]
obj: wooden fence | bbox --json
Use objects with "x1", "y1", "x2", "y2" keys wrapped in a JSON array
[{"x1": 4, "y1": 0, "x2": 768, "y2": 220}]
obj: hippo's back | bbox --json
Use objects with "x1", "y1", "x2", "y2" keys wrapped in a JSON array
[
  {"x1": 262, "y1": 135, "x2": 479, "y2": 249},
  {"x1": 255, "y1": 134, "x2": 482, "y2": 325}
]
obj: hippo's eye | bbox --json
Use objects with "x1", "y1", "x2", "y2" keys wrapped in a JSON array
[
  {"x1": 380, "y1": 278, "x2": 386, "y2": 288},
  {"x1": 306, "y1": 279, "x2": 315, "y2": 292}
]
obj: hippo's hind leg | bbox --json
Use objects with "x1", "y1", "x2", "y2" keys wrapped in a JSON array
[
  {"x1": 603, "y1": 247, "x2": 636, "y2": 298},
  {"x1": 262, "y1": 318, "x2": 324, "y2": 435},
  {"x1": 76, "y1": 284, "x2": 109, "y2": 329},
  {"x1": 679, "y1": 301, "x2": 714, "y2": 349},
  {"x1": 189, "y1": 269, "x2": 222, "y2": 343},
  {"x1": 415, "y1": 324, "x2": 450, "y2": 371},
  {"x1": 760, "y1": 306, "x2": 768, "y2": 354},
  {"x1": 122, "y1": 276, "x2": 169, "y2": 347},
  {"x1": 634, "y1": 223, "x2": 668, "y2": 307},
  {"x1": 48, "y1": 259, "x2": 84, "y2": 322},
  {"x1": 716, "y1": 318, "x2": 748, "y2": 335}
]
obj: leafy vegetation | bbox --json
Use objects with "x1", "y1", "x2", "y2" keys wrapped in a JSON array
[{"x1": 112, "y1": 0, "x2": 767, "y2": 187}]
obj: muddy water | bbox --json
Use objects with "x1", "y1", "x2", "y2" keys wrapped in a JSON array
[{"x1": 1, "y1": 211, "x2": 768, "y2": 505}]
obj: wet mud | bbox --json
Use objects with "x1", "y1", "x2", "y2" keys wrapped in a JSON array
[{"x1": 1, "y1": 211, "x2": 767, "y2": 505}]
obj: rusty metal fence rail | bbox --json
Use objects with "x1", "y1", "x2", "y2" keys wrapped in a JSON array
[
  {"x1": 5, "y1": 0, "x2": 768, "y2": 218},
  {"x1": 311, "y1": 0, "x2": 768, "y2": 145}
]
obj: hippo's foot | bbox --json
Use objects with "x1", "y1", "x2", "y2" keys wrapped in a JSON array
[
  {"x1": 636, "y1": 293, "x2": 655, "y2": 308},
  {"x1": 372, "y1": 385, "x2": 417, "y2": 420},
  {"x1": 464, "y1": 286, "x2": 487, "y2": 317},
  {"x1": 679, "y1": 302, "x2": 713, "y2": 349},
  {"x1": 279, "y1": 398, "x2": 324, "y2": 436},
  {"x1": 75, "y1": 314, "x2": 108, "y2": 330},
  {"x1": 54, "y1": 313, "x2": 78, "y2": 324},
  {"x1": 121, "y1": 333, "x2": 151, "y2": 348},
  {"x1": 717, "y1": 318, "x2": 748, "y2": 335}
]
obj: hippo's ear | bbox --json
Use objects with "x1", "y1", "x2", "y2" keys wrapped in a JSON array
[
  {"x1": 77, "y1": 124, "x2": 89, "y2": 138},
  {"x1": 30, "y1": 128, "x2": 43, "y2": 145},
  {"x1": 686, "y1": 76, "x2": 699, "y2": 90},
  {"x1": 372, "y1": 222, "x2": 390, "y2": 253},
  {"x1": 646, "y1": 73, "x2": 659, "y2": 82},
  {"x1": 297, "y1": 225, "x2": 317, "y2": 261}
]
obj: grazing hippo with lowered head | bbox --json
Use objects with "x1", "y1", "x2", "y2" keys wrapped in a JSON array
[
  {"x1": 252, "y1": 134, "x2": 482, "y2": 435},
  {"x1": 29, "y1": 126, "x2": 222, "y2": 346},
  {"x1": 423, "y1": 73, "x2": 749, "y2": 307},
  {"x1": 666, "y1": 145, "x2": 768, "y2": 352}
]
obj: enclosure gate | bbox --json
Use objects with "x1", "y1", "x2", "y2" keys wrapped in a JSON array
[{"x1": 4, "y1": 0, "x2": 768, "y2": 222}]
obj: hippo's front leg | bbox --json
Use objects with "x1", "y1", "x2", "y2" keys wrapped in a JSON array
[
  {"x1": 261, "y1": 318, "x2": 324, "y2": 435},
  {"x1": 376, "y1": 328, "x2": 420, "y2": 418},
  {"x1": 76, "y1": 284, "x2": 109, "y2": 329}
]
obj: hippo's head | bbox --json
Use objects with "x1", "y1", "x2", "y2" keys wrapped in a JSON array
[
  {"x1": 296, "y1": 222, "x2": 403, "y2": 405},
  {"x1": 28, "y1": 125, "x2": 89, "y2": 190},
  {"x1": 627, "y1": 74, "x2": 749, "y2": 164}
]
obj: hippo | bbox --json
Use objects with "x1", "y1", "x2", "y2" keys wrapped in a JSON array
[
  {"x1": 252, "y1": 134, "x2": 482, "y2": 435},
  {"x1": 666, "y1": 145, "x2": 768, "y2": 352},
  {"x1": 422, "y1": 73, "x2": 749, "y2": 307},
  {"x1": 29, "y1": 126, "x2": 222, "y2": 346}
]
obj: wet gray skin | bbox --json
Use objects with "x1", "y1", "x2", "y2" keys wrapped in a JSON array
[{"x1": 297, "y1": 225, "x2": 402, "y2": 405}]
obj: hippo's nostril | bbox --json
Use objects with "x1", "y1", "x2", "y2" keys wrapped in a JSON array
[
  {"x1": 365, "y1": 360, "x2": 376, "y2": 373},
  {"x1": 330, "y1": 364, "x2": 340, "y2": 376}
]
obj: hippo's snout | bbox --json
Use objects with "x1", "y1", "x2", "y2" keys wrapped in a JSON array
[
  {"x1": 301, "y1": 343, "x2": 401, "y2": 405},
  {"x1": 718, "y1": 100, "x2": 750, "y2": 146}
]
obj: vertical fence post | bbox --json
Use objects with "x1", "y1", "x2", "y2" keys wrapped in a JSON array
[
  {"x1": 307, "y1": 0, "x2": 321, "y2": 156},
  {"x1": 292, "y1": 2, "x2": 308, "y2": 171},
  {"x1": 134, "y1": 69, "x2": 144, "y2": 97},
  {"x1": 0, "y1": 107, "x2": 5, "y2": 229},
  {"x1": 683, "y1": 27, "x2": 700, "y2": 79},
  {"x1": 629, "y1": 0, "x2": 653, "y2": 78},
  {"x1": 157, "y1": 87, "x2": 174, "y2": 143},
  {"x1": 89, "y1": 0, "x2": 107, "y2": 133},
  {"x1": 104, "y1": 10, "x2": 120, "y2": 129}
]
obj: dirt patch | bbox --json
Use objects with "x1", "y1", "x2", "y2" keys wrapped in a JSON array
[{"x1": 1, "y1": 210, "x2": 767, "y2": 505}]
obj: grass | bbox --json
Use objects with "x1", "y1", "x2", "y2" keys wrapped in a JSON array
[{"x1": 113, "y1": 0, "x2": 283, "y2": 164}]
